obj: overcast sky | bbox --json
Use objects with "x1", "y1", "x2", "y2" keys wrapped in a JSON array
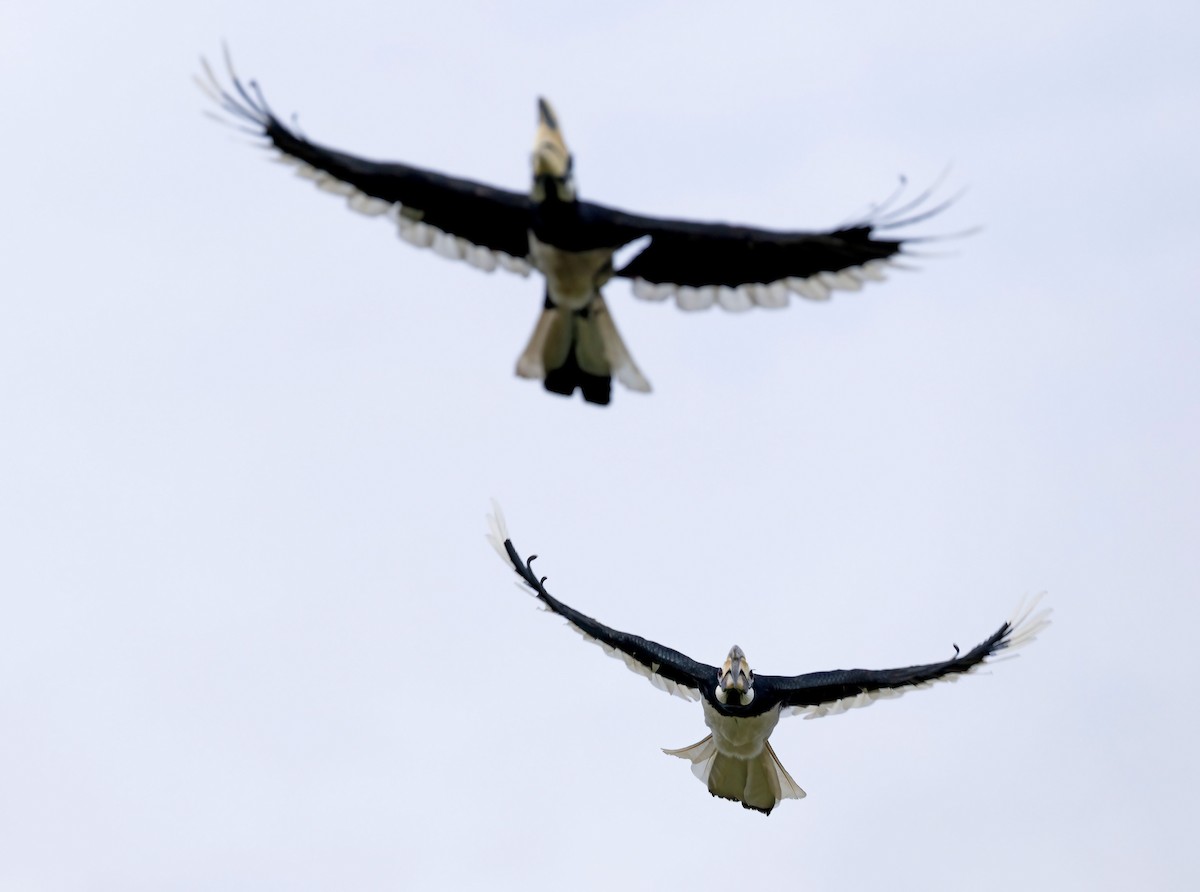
[{"x1": 2, "y1": 2, "x2": 1198, "y2": 890}]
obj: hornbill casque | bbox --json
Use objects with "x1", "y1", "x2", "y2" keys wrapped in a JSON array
[
  {"x1": 486, "y1": 504, "x2": 1049, "y2": 814},
  {"x1": 200, "y1": 53, "x2": 956, "y2": 406}
]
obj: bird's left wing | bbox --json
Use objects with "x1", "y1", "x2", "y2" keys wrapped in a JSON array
[
  {"x1": 758, "y1": 598, "x2": 1050, "y2": 719},
  {"x1": 486, "y1": 505, "x2": 715, "y2": 702},
  {"x1": 586, "y1": 186, "x2": 951, "y2": 312},
  {"x1": 198, "y1": 54, "x2": 535, "y2": 276}
]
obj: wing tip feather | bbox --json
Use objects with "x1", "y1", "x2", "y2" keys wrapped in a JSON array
[{"x1": 484, "y1": 499, "x2": 511, "y2": 564}]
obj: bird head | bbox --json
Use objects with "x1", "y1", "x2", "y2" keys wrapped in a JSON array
[
  {"x1": 531, "y1": 97, "x2": 575, "y2": 200},
  {"x1": 715, "y1": 645, "x2": 755, "y2": 706}
]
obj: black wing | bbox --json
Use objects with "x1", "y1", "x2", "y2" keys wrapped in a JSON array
[
  {"x1": 199, "y1": 53, "x2": 535, "y2": 274},
  {"x1": 486, "y1": 506, "x2": 716, "y2": 701},
  {"x1": 757, "y1": 598, "x2": 1050, "y2": 718},
  {"x1": 585, "y1": 180, "x2": 954, "y2": 311}
]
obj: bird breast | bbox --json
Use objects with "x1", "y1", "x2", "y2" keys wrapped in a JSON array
[
  {"x1": 528, "y1": 234, "x2": 614, "y2": 310},
  {"x1": 701, "y1": 700, "x2": 782, "y2": 760}
]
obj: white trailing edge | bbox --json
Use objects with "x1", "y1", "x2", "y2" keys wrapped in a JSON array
[
  {"x1": 628, "y1": 259, "x2": 899, "y2": 312},
  {"x1": 565, "y1": 624, "x2": 702, "y2": 703},
  {"x1": 282, "y1": 164, "x2": 536, "y2": 278}
]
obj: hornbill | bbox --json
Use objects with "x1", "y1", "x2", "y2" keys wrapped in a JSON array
[
  {"x1": 486, "y1": 505, "x2": 1049, "y2": 814},
  {"x1": 199, "y1": 53, "x2": 955, "y2": 406}
]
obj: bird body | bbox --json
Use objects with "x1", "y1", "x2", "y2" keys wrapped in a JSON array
[
  {"x1": 486, "y1": 504, "x2": 1049, "y2": 814},
  {"x1": 667, "y1": 701, "x2": 805, "y2": 813},
  {"x1": 528, "y1": 235, "x2": 614, "y2": 309},
  {"x1": 200, "y1": 54, "x2": 950, "y2": 405}
]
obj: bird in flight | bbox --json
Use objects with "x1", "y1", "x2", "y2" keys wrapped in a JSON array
[
  {"x1": 199, "y1": 52, "x2": 954, "y2": 405},
  {"x1": 486, "y1": 504, "x2": 1048, "y2": 813}
]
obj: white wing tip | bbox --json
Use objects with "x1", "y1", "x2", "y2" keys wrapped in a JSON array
[
  {"x1": 1002, "y1": 592, "x2": 1052, "y2": 652},
  {"x1": 484, "y1": 499, "x2": 510, "y2": 563}
]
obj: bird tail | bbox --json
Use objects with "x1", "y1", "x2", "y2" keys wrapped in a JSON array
[
  {"x1": 663, "y1": 736, "x2": 806, "y2": 815},
  {"x1": 515, "y1": 292, "x2": 650, "y2": 405}
]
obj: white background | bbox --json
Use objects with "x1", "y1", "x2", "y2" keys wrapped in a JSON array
[{"x1": 2, "y1": 2, "x2": 1198, "y2": 889}]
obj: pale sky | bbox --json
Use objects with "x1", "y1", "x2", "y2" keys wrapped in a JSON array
[{"x1": 2, "y1": 2, "x2": 1198, "y2": 890}]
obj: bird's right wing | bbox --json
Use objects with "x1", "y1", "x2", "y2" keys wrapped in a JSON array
[
  {"x1": 583, "y1": 177, "x2": 958, "y2": 312},
  {"x1": 758, "y1": 598, "x2": 1051, "y2": 719},
  {"x1": 198, "y1": 52, "x2": 536, "y2": 276},
  {"x1": 486, "y1": 504, "x2": 715, "y2": 702}
]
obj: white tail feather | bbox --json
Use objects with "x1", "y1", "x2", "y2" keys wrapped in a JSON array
[
  {"x1": 764, "y1": 740, "x2": 806, "y2": 801},
  {"x1": 664, "y1": 735, "x2": 805, "y2": 813},
  {"x1": 590, "y1": 294, "x2": 650, "y2": 392},
  {"x1": 663, "y1": 735, "x2": 718, "y2": 783},
  {"x1": 515, "y1": 296, "x2": 650, "y2": 394},
  {"x1": 515, "y1": 307, "x2": 563, "y2": 380}
]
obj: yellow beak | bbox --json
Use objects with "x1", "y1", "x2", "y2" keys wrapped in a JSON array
[
  {"x1": 721, "y1": 646, "x2": 752, "y2": 695},
  {"x1": 533, "y1": 97, "x2": 571, "y2": 178}
]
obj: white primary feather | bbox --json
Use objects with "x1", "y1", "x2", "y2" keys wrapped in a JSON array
[
  {"x1": 819, "y1": 269, "x2": 864, "y2": 292},
  {"x1": 465, "y1": 244, "x2": 499, "y2": 272},
  {"x1": 431, "y1": 230, "x2": 464, "y2": 260},
  {"x1": 755, "y1": 280, "x2": 790, "y2": 308},
  {"x1": 719, "y1": 285, "x2": 755, "y2": 312},
  {"x1": 1002, "y1": 593, "x2": 1053, "y2": 650},
  {"x1": 270, "y1": 152, "x2": 304, "y2": 168},
  {"x1": 631, "y1": 278, "x2": 674, "y2": 301},
  {"x1": 484, "y1": 500, "x2": 510, "y2": 564},
  {"x1": 674, "y1": 285, "x2": 713, "y2": 312},
  {"x1": 316, "y1": 173, "x2": 356, "y2": 197},
  {"x1": 346, "y1": 191, "x2": 391, "y2": 217},
  {"x1": 498, "y1": 254, "x2": 533, "y2": 276},
  {"x1": 786, "y1": 276, "x2": 829, "y2": 301},
  {"x1": 799, "y1": 276, "x2": 831, "y2": 301},
  {"x1": 858, "y1": 259, "x2": 889, "y2": 281},
  {"x1": 396, "y1": 218, "x2": 435, "y2": 248}
]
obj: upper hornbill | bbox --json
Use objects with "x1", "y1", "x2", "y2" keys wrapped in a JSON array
[
  {"x1": 200, "y1": 53, "x2": 956, "y2": 406},
  {"x1": 486, "y1": 505, "x2": 1049, "y2": 814}
]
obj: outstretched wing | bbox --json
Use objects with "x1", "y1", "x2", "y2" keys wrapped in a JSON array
[
  {"x1": 586, "y1": 179, "x2": 955, "y2": 312},
  {"x1": 758, "y1": 597, "x2": 1050, "y2": 719},
  {"x1": 486, "y1": 505, "x2": 715, "y2": 702},
  {"x1": 198, "y1": 52, "x2": 535, "y2": 276}
]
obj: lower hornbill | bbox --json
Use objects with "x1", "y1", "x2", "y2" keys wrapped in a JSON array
[{"x1": 486, "y1": 505, "x2": 1048, "y2": 813}]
